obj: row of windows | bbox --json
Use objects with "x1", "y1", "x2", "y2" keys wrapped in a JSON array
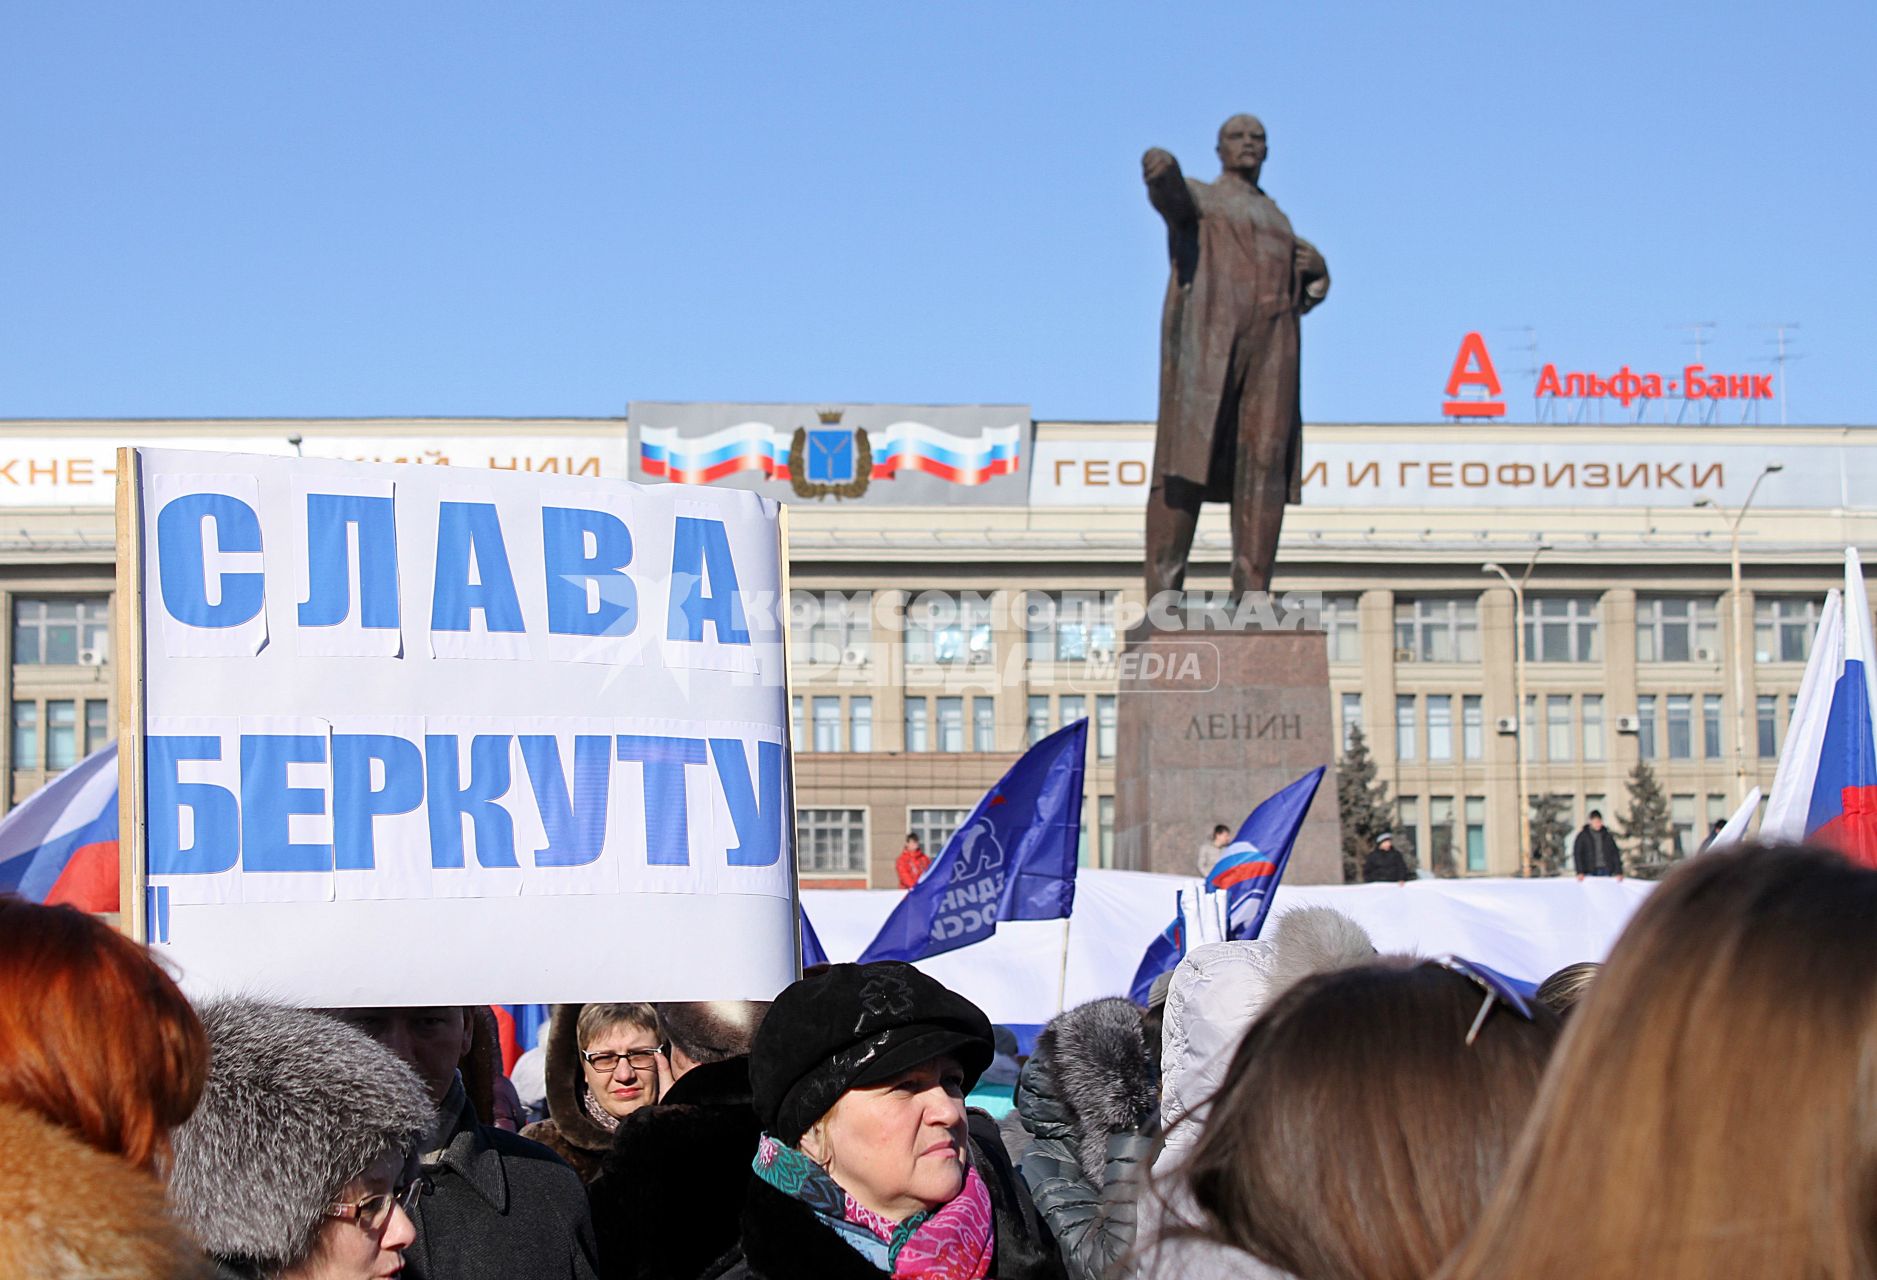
[
  {"x1": 796, "y1": 800, "x2": 1117, "y2": 875},
  {"x1": 792, "y1": 592, "x2": 1122, "y2": 666},
  {"x1": 1393, "y1": 790, "x2": 1737, "y2": 873},
  {"x1": 790, "y1": 694, "x2": 1118, "y2": 758},
  {"x1": 11, "y1": 698, "x2": 111, "y2": 772}
]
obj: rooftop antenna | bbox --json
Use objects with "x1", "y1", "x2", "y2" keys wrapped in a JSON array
[
  {"x1": 1671, "y1": 322, "x2": 1716, "y2": 425},
  {"x1": 1757, "y1": 323, "x2": 1802, "y2": 426},
  {"x1": 1502, "y1": 325, "x2": 1543, "y2": 422}
]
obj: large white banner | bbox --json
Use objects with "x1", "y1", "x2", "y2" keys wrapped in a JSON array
[{"x1": 132, "y1": 448, "x2": 795, "y2": 1005}]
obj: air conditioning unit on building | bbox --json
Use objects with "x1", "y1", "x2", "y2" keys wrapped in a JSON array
[
  {"x1": 1090, "y1": 642, "x2": 1115, "y2": 662},
  {"x1": 1395, "y1": 647, "x2": 1417, "y2": 663},
  {"x1": 968, "y1": 649, "x2": 991, "y2": 665},
  {"x1": 840, "y1": 646, "x2": 870, "y2": 668},
  {"x1": 1694, "y1": 647, "x2": 1717, "y2": 662},
  {"x1": 1494, "y1": 716, "x2": 1518, "y2": 734},
  {"x1": 77, "y1": 647, "x2": 107, "y2": 667},
  {"x1": 1616, "y1": 715, "x2": 1642, "y2": 734}
]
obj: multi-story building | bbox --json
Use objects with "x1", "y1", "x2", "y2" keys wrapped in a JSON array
[{"x1": 0, "y1": 415, "x2": 1868, "y2": 887}]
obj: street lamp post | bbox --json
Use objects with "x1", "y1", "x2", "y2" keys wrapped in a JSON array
[
  {"x1": 1484, "y1": 544, "x2": 1550, "y2": 876},
  {"x1": 1695, "y1": 462, "x2": 1784, "y2": 799}
]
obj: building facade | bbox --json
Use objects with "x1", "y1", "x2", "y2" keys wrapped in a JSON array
[{"x1": 0, "y1": 416, "x2": 1869, "y2": 887}]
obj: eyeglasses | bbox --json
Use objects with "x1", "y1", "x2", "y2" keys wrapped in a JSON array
[
  {"x1": 1438, "y1": 957, "x2": 1536, "y2": 1046},
  {"x1": 581, "y1": 1045, "x2": 663, "y2": 1074},
  {"x1": 325, "y1": 1176, "x2": 429, "y2": 1233}
]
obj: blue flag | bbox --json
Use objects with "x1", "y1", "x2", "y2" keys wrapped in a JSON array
[
  {"x1": 859, "y1": 719, "x2": 1088, "y2": 963},
  {"x1": 1205, "y1": 767, "x2": 1325, "y2": 941},
  {"x1": 800, "y1": 904, "x2": 830, "y2": 969},
  {"x1": 1128, "y1": 891, "x2": 1188, "y2": 1006}
]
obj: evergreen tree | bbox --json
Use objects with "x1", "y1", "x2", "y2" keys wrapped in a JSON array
[
  {"x1": 1618, "y1": 759, "x2": 1676, "y2": 878},
  {"x1": 1529, "y1": 793, "x2": 1573, "y2": 876},
  {"x1": 1336, "y1": 725, "x2": 1394, "y2": 883}
]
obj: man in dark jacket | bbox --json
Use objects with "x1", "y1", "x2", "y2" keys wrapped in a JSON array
[
  {"x1": 590, "y1": 1002, "x2": 769, "y2": 1280},
  {"x1": 1573, "y1": 810, "x2": 1624, "y2": 879},
  {"x1": 336, "y1": 1006, "x2": 600, "y2": 1280},
  {"x1": 1362, "y1": 832, "x2": 1411, "y2": 883}
]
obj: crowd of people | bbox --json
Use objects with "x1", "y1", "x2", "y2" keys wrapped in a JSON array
[{"x1": 1, "y1": 841, "x2": 1870, "y2": 1278}]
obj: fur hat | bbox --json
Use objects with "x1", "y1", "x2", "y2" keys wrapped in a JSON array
[
  {"x1": 750, "y1": 962, "x2": 993, "y2": 1145},
  {"x1": 167, "y1": 1000, "x2": 432, "y2": 1275},
  {"x1": 1028, "y1": 997, "x2": 1159, "y2": 1183}
]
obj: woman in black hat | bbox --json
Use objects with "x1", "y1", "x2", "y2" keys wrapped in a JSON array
[{"x1": 705, "y1": 962, "x2": 1064, "y2": 1280}]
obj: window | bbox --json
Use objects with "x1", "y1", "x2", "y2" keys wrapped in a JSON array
[
  {"x1": 46, "y1": 701, "x2": 76, "y2": 771},
  {"x1": 1523, "y1": 694, "x2": 1537, "y2": 759},
  {"x1": 1058, "y1": 694, "x2": 1086, "y2": 732},
  {"x1": 1096, "y1": 695, "x2": 1116, "y2": 759},
  {"x1": 1637, "y1": 694, "x2": 1658, "y2": 758},
  {"x1": 791, "y1": 695, "x2": 804, "y2": 751},
  {"x1": 1757, "y1": 694, "x2": 1780, "y2": 757},
  {"x1": 909, "y1": 808, "x2": 970, "y2": 858},
  {"x1": 849, "y1": 697, "x2": 873, "y2": 753},
  {"x1": 1546, "y1": 695, "x2": 1573, "y2": 763},
  {"x1": 1097, "y1": 796, "x2": 1115, "y2": 868},
  {"x1": 1396, "y1": 796, "x2": 1420, "y2": 868},
  {"x1": 1671, "y1": 794, "x2": 1697, "y2": 858},
  {"x1": 1523, "y1": 596, "x2": 1601, "y2": 663},
  {"x1": 1427, "y1": 695, "x2": 1453, "y2": 762},
  {"x1": 1635, "y1": 596, "x2": 1720, "y2": 663},
  {"x1": 904, "y1": 697, "x2": 929, "y2": 752},
  {"x1": 1321, "y1": 594, "x2": 1361, "y2": 663},
  {"x1": 904, "y1": 592, "x2": 994, "y2": 666},
  {"x1": 1395, "y1": 695, "x2": 1417, "y2": 761},
  {"x1": 1394, "y1": 597, "x2": 1480, "y2": 663},
  {"x1": 798, "y1": 808, "x2": 867, "y2": 874},
  {"x1": 1703, "y1": 694, "x2": 1723, "y2": 759},
  {"x1": 1666, "y1": 694, "x2": 1692, "y2": 760},
  {"x1": 791, "y1": 591, "x2": 870, "y2": 666},
  {"x1": 1584, "y1": 698, "x2": 1614, "y2": 758},
  {"x1": 1464, "y1": 797, "x2": 1486, "y2": 873},
  {"x1": 1755, "y1": 597, "x2": 1821, "y2": 664},
  {"x1": 1342, "y1": 693, "x2": 1364, "y2": 751},
  {"x1": 1429, "y1": 796, "x2": 1456, "y2": 874},
  {"x1": 84, "y1": 700, "x2": 111, "y2": 755},
  {"x1": 1462, "y1": 695, "x2": 1483, "y2": 760},
  {"x1": 12, "y1": 597, "x2": 109, "y2": 666},
  {"x1": 972, "y1": 697, "x2": 996, "y2": 752},
  {"x1": 936, "y1": 697, "x2": 965, "y2": 753},
  {"x1": 812, "y1": 697, "x2": 842, "y2": 752},
  {"x1": 1026, "y1": 696, "x2": 1051, "y2": 746},
  {"x1": 11, "y1": 702, "x2": 37, "y2": 769},
  {"x1": 1026, "y1": 592, "x2": 1119, "y2": 663},
  {"x1": 1706, "y1": 792, "x2": 1730, "y2": 829}
]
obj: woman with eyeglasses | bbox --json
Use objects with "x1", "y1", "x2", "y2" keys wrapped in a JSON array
[
  {"x1": 168, "y1": 1000, "x2": 433, "y2": 1280},
  {"x1": 1141, "y1": 959, "x2": 1561, "y2": 1280},
  {"x1": 521, "y1": 1002, "x2": 663, "y2": 1182}
]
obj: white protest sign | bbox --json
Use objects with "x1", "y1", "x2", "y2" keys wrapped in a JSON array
[{"x1": 127, "y1": 447, "x2": 795, "y2": 1006}]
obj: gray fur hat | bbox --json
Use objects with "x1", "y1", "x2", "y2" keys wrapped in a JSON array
[{"x1": 168, "y1": 999, "x2": 432, "y2": 1275}]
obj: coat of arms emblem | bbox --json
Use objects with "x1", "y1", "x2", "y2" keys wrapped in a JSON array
[{"x1": 789, "y1": 409, "x2": 872, "y2": 500}]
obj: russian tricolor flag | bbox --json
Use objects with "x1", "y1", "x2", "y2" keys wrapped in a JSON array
[
  {"x1": 1763, "y1": 549, "x2": 1877, "y2": 865},
  {"x1": 0, "y1": 743, "x2": 119, "y2": 913},
  {"x1": 1205, "y1": 767, "x2": 1326, "y2": 940}
]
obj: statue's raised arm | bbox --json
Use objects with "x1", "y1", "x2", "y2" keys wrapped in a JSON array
[{"x1": 1142, "y1": 147, "x2": 1197, "y2": 225}]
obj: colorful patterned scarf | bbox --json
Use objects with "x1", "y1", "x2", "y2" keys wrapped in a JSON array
[{"x1": 752, "y1": 1133, "x2": 994, "y2": 1280}]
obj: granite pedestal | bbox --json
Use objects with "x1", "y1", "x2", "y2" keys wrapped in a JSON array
[{"x1": 1114, "y1": 626, "x2": 1343, "y2": 882}]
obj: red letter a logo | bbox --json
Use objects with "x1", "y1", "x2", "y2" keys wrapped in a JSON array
[{"x1": 1443, "y1": 332, "x2": 1506, "y2": 418}]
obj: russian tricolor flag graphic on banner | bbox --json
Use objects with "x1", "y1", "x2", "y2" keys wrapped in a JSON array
[
  {"x1": 1763, "y1": 548, "x2": 1877, "y2": 865},
  {"x1": 0, "y1": 743, "x2": 119, "y2": 912},
  {"x1": 1206, "y1": 767, "x2": 1326, "y2": 940}
]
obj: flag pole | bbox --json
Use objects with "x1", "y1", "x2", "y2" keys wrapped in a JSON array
[{"x1": 1054, "y1": 915, "x2": 1072, "y2": 1014}]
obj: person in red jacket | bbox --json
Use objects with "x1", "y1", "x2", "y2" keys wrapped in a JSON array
[{"x1": 895, "y1": 833, "x2": 931, "y2": 889}]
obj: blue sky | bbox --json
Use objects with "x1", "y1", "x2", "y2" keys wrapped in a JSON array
[{"x1": 2, "y1": 2, "x2": 1871, "y2": 423}]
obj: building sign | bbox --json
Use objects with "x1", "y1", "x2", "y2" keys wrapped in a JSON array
[
  {"x1": 1442, "y1": 332, "x2": 1776, "y2": 420},
  {"x1": 0, "y1": 434, "x2": 630, "y2": 508},
  {"x1": 629, "y1": 403, "x2": 1030, "y2": 506}
]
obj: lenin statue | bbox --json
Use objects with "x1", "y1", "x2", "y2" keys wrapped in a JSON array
[{"x1": 1142, "y1": 114, "x2": 1330, "y2": 597}]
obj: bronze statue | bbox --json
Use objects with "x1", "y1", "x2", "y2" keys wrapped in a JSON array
[{"x1": 1142, "y1": 114, "x2": 1330, "y2": 597}]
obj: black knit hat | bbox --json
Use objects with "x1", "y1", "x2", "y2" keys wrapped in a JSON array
[{"x1": 751, "y1": 962, "x2": 995, "y2": 1145}]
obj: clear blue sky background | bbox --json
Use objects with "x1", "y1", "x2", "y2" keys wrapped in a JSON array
[{"x1": 2, "y1": 2, "x2": 1871, "y2": 423}]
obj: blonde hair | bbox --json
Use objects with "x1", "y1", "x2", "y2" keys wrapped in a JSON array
[
  {"x1": 576, "y1": 1002, "x2": 658, "y2": 1049},
  {"x1": 1437, "y1": 844, "x2": 1877, "y2": 1280}
]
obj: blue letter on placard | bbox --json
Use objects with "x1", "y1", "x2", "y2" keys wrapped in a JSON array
[
  {"x1": 542, "y1": 507, "x2": 637, "y2": 638},
  {"x1": 518, "y1": 735, "x2": 612, "y2": 867},
  {"x1": 615, "y1": 735, "x2": 708, "y2": 865},
  {"x1": 710, "y1": 738, "x2": 783, "y2": 867},
  {"x1": 300, "y1": 494, "x2": 399, "y2": 628},
  {"x1": 666, "y1": 517, "x2": 750, "y2": 644},
  {"x1": 240, "y1": 734, "x2": 332, "y2": 872},
  {"x1": 425, "y1": 734, "x2": 518, "y2": 868},
  {"x1": 146, "y1": 736, "x2": 239, "y2": 875},
  {"x1": 431, "y1": 502, "x2": 525, "y2": 633},
  {"x1": 156, "y1": 493, "x2": 265, "y2": 628},
  {"x1": 331, "y1": 734, "x2": 424, "y2": 870}
]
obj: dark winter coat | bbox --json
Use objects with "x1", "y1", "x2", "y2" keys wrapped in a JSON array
[
  {"x1": 589, "y1": 1055, "x2": 762, "y2": 1280},
  {"x1": 1013, "y1": 998, "x2": 1159, "y2": 1280},
  {"x1": 1362, "y1": 843, "x2": 1410, "y2": 883},
  {"x1": 407, "y1": 1092, "x2": 601, "y2": 1280},
  {"x1": 520, "y1": 1002, "x2": 618, "y2": 1183},
  {"x1": 1573, "y1": 824, "x2": 1622, "y2": 876},
  {"x1": 700, "y1": 1110, "x2": 1066, "y2": 1280}
]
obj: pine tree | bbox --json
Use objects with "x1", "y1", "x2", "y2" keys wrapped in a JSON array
[
  {"x1": 1336, "y1": 725, "x2": 1394, "y2": 883},
  {"x1": 1618, "y1": 759, "x2": 1676, "y2": 878},
  {"x1": 1529, "y1": 793, "x2": 1573, "y2": 876}
]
